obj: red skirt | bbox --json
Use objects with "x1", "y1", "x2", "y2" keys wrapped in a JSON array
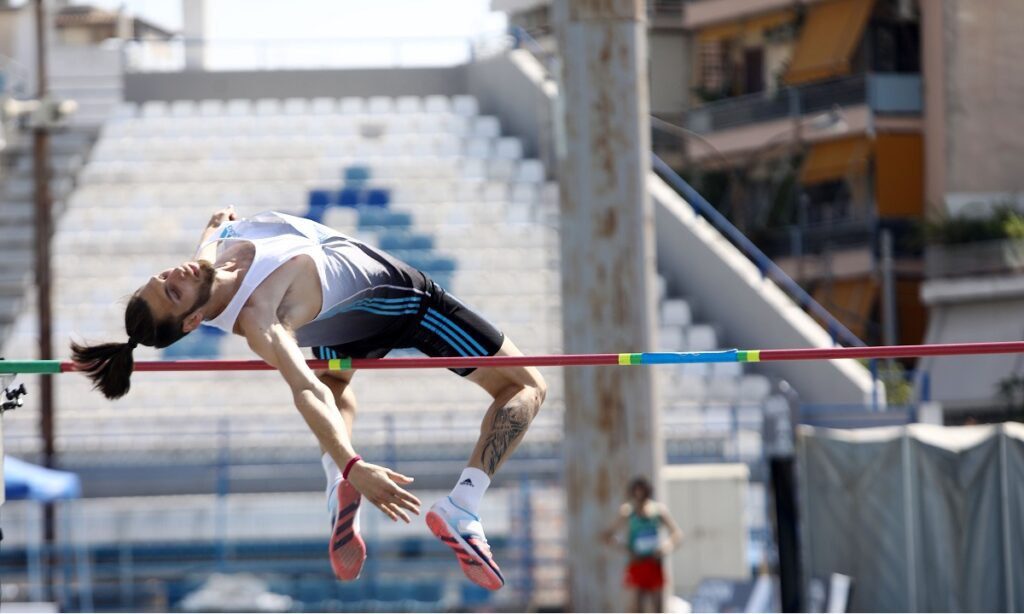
[{"x1": 624, "y1": 557, "x2": 665, "y2": 590}]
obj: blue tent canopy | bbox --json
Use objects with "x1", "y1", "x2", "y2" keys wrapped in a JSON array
[{"x1": 4, "y1": 456, "x2": 81, "y2": 502}]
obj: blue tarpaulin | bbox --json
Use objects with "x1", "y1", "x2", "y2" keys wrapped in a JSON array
[{"x1": 3, "y1": 456, "x2": 81, "y2": 502}]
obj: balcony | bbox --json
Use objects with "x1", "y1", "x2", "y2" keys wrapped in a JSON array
[
  {"x1": 755, "y1": 208, "x2": 921, "y2": 271},
  {"x1": 686, "y1": 73, "x2": 922, "y2": 135},
  {"x1": 925, "y1": 239, "x2": 1024, "y2": 279}
]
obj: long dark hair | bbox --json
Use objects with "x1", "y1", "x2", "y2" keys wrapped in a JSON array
[{"x1": 71, "y1": 294, "x2": 190, "y2": 399}]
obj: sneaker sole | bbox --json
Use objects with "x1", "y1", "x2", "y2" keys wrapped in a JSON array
[
  {"x1": 426, "y1": 510, "x2": 504, "y2": 591},
  {"x1": 329, "y1": 481, "x2": 365, "y2": 581}
]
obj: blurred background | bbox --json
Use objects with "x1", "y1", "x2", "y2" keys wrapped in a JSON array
[{"x1": 0, "y1": 0, "x2": 1023, "y2": 611}]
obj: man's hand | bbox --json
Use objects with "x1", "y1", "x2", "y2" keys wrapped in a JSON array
[
  {"x1": 346, "y1": 461, "x2": 421, "y2": 523},
  {"x1": 207, "y1": 205, "x2": 238, "y2": 228}
]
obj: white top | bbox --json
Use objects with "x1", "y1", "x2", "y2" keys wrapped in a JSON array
[{"x1": 197, "y1": 211, "x2": 408, "y2": 347}]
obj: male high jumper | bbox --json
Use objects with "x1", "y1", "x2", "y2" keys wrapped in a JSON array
[{"x1": 72, "y1": 207, "x2": 547, "y2": 590}]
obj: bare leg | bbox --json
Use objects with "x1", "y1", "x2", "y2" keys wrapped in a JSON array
[
  {"x1": 631, "y1": 589, "x2": 644, "y2": 613},
  {"x1": 652, "y1": 589, "x2": 664, "y2": 613},
  {"x1": 465, "y1": 337, "x2": 547, "y2": 475}
]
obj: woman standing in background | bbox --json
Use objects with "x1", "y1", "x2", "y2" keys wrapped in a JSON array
[{"x1": 604, "y1": 476, "x2": 685, "y2": 612}]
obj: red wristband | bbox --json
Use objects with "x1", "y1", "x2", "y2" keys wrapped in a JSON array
[{"x1": 342, "y1": 455, "x2": 363, "y2": 480}]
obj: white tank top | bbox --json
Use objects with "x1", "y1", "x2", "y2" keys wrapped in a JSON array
[{"x1": 199, "y1": 211, "x2": 408, "y2": 344}]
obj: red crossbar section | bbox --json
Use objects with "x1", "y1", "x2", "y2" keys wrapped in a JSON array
[
  {"x1": 757, "y1": 341, "x2": 1024, "y2": 362},
  {"x1": 52, "y1": 341, "x2": 1024, "y2": 372}
]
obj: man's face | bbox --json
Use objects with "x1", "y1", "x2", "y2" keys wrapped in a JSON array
[{"x1": 138, "y1": 260, "x2": 216, "y2": 325}]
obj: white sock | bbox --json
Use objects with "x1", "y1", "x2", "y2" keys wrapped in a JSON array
[
  {"x1": 321, "y1": 452, "x2": 342, "y2": 498},
  {"x1": 323, "y1": 453, "x2": 361, "y2": 533},
  {"x1": 449, "y1": 467, "x2": 490, "y2": 516}
]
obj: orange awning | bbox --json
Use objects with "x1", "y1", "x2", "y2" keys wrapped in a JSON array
[
  {"x1": 874, "y1": 133, "x2": 924, "y2": 217},
  {"x1": 799, "y1": 137, "x2": 872, "y2": 184},
  {"x1": 696, "y1": 9, "x2": 796, "y2": 43},
  {"x1": 783, "y1": 0, "x2": 875, "y2": 85}
]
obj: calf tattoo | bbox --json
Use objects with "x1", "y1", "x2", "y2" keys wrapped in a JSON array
[{"x1": 481, "y1": 401, "x2": 532, "y2": 474}]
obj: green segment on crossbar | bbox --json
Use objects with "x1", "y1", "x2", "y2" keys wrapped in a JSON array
[
  {"x1": 328, "y1": 358, "x2": 353, "y2": 371},
  {"x1": 0, "y1": 360, "x2": 63, "y2": 374}
]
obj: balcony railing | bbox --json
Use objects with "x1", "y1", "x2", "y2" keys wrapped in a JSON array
[
  {"x1": 925, "y1": 239, "x2": 1024, "y2": 279},
  {"x1": 757, "y1": 214, "x2": 921, "y2": 261},
  {"x1": 686, "y1": 72, "x2": 922, "y2": 134}
]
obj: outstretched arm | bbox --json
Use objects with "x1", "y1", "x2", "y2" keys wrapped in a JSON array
[
  {"x1": 195, "y1": 205, "x2": 238, "y2": 261},
  {"x1": 240, "y1": 311, "x2": 421, "y2": 522}
]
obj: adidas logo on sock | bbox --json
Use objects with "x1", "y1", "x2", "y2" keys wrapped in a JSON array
[{"x1": 460, "y1": 478, "x2": 474, "y2": 487}]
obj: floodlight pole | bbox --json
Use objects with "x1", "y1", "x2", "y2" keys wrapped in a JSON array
[
  {"x1": 33, "y1": 0, "x2": 56, "y2": 549},
  {"x1": 552, "y1": 1, "x2": 664, "y2": 610}
]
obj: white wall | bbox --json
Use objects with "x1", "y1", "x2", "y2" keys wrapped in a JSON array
[
  {"x1": 123, "y1": 65, "x2": 467, "y2": 102},
  {"x1": 649, "y1": 32, "x2": 688, "y2": 114},
  {"x1": 663, "y1": 463, "x2": 749, "y2": 596},
  {"x1": 650, "y1": 176, "x2": 877, "y2": 406},
  {"x1": 466, "y1": 49, "x2": 557, "y2": 167}
]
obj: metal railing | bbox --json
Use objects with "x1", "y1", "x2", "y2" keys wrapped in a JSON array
[
  {"x1": 653, "y1": 154, "x2": 866, "y2": 347},
  {"x1": 687, "y1": 73, "x2": 922, "y2": 134}
]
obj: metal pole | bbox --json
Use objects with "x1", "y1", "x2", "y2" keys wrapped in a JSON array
[
  {"x1": 552, "y1": 1, "x2": 662, "y2": 610},
  {"x1": 880, "y1": 228, "x2": 898, "y2": 348},
  {"x1": 33, "y1": 0, "x2": 57, "y2": 550}
]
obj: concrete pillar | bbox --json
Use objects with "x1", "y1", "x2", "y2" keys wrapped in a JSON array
[
  {"x1": 920, "y1": 0, "x2": 947, "y2": 215},
  {"x1": 182, "y1": 0, "x2": 205, "y2": 72},
  {"x1": 552, "y1": 1, "x2": 663, "y2": 610}
]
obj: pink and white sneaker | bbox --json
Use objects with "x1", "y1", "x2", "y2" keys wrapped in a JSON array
[
  {"x1": 327, "y1": 479, "x2": 365, "y2": 581},
  {"x1": 426, "y1": 497, "x2": 504, "y2": 590}
]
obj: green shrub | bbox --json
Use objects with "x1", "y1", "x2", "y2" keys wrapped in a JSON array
[{"x1": 926, "y1": 205, "x2": 1024, "y2": 245}]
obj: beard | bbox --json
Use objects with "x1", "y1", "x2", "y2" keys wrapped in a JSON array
[{"x1": 186, "y1": 260, "x2": 216, "y2": 314}]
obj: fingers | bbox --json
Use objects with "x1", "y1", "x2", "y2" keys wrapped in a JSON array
[
  {"x1": 387, "y1": 470, "x2": 415, "y2": 485},
  {"x1": 387, "y1": 502, "x2": 412, "y2": 524},
  {"x1": 395, "y1": 489, "x2": 422, "y2": 512},
  {"x1": 375, "y1": 500, "x2": 399, "y2": 522},
  {"x1": 372, "y1": 498, "x2": 412, "y2": 523}
]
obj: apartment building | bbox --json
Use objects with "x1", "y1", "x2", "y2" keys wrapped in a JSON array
[{"x1": 677, "y1": 0, "x2": 924, "y2": 346}]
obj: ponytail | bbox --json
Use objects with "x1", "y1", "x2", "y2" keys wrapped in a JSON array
[
  {"x1": 70, "y1": 339, "x2": 137, "y2": 399},
  {"x1": 72, "y1": 283, "x2": 201, "y2": 399}
]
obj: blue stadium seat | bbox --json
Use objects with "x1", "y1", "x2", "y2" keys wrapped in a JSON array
[
  {"x1": 335, "y1": 582, "x2": 367, "y2": 602},
  {"x1": 343, "y1": 166, "x2": 371, "y2": 186},
  {"x1": 309, "y1": 189, "x2": 334, "y2": 208},
  {"x1": 338, "y1": 187, "x2": 362, "y2": 207},
  {"x1": 365, "y1": 188, "x2": 391, "y2": 207},
  {"x1": 412, "y1": 582, "x2": 443, "y2": 603},
  {"x1": 306, "y1": 189, "x2": 336, "y2": 223},
  {"x1": 430, "y1": 273, "x2": 454, "y2": 289},
  {"x1": 162, "y1": 325, "x2": 224, "y2": 359},
  {"x1": 372, "y1": 582, "x2": 413, "y2": 602},
  {"x1": 358, "y1": 208, "x2": 412, "y2": 229},
  {"x1": 460, "y1": 582, "x2": 493, "y2": 606},
  {"x1": 405, "y1": 254, "x2": 457, "y2": 273},
  {"x1": 379, "y1": 232, "x2": 434, "y2": 251},
  {"x1": 297, "y1": 577, "x2": 331, "y2": 604}
]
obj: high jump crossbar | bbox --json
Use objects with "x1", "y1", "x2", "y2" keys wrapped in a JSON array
[{"x1": 3, "y1": 341, "x2": 1024, "y2": 374}]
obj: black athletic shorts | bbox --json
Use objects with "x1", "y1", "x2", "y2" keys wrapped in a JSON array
[{"x1": 311, "y1": 277, "x2": 505, "y2": 377}]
